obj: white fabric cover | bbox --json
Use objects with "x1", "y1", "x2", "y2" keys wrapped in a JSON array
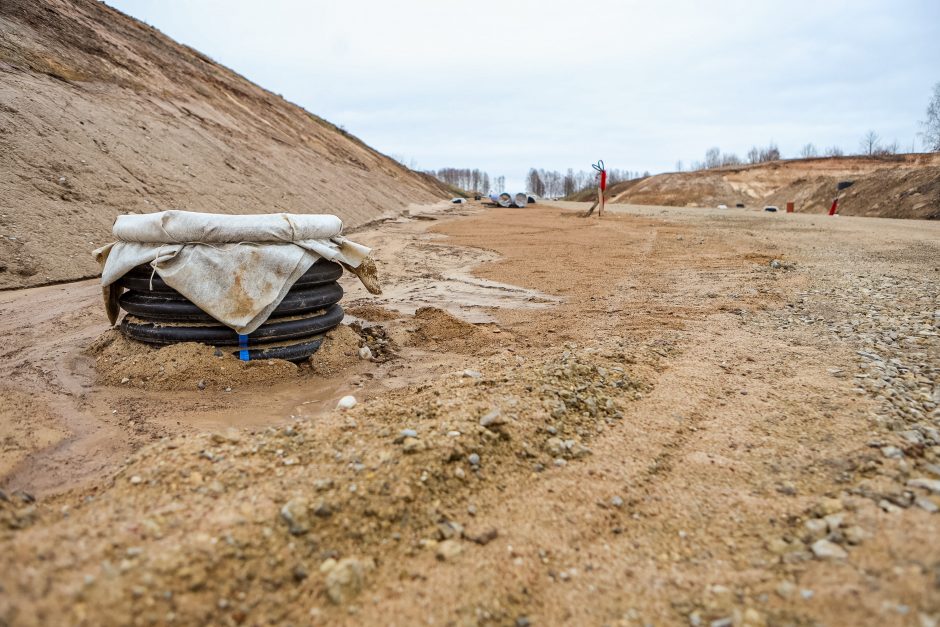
[{"x1": 94, "y1": 211, "x2": 375, "y2": 334}]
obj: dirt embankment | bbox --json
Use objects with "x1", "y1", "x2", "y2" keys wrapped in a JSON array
[
  {"x1": 0, "y1": 0, "x2": 450, "y2": 290},
  {"x1": 589, "y1": 154, "x2": 940, "y2": 219}
]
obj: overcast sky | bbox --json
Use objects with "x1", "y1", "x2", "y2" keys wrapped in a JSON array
[{"x1": 106, "y1": 0, "x2": 940, "y2": 189}]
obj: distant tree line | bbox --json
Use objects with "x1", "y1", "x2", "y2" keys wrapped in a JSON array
[
  {"x1": 428, "y1": 168, "x2": 495, "y2": 193},
  {"x1": 428, "y1": 166, "x2": 651, "y2": 196},
  {"x1": 682, "y1": 132, "x2": 909, "y2": 173},
  {"x1": 526, "y1": 167, "x2": 648, "y2": 197}
]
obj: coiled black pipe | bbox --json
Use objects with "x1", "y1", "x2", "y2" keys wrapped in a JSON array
[
  {"x1": 115, "y1": 260, "x2": 345, "y2": 362},
  {"x1": 119, "y1": 282, "x2": 343, "y2": 322},
  {"x1": 116, "y1": 258, "x2": 343, "y2": 293}
]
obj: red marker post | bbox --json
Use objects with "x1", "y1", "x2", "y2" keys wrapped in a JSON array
[
  {"x1": 594, "y1": 160, "x2": 607, "y2": 217},
  {"x1": 830, "y1": 181, "x2": 854, "y2": 216},
  {"x1": 580, "y1": 160, "x2": 608, "y2": 218}
]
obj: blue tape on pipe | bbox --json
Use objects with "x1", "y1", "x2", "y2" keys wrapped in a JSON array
[{"x1": 238, "y1": 334, "x2": 249, "y2": 361}]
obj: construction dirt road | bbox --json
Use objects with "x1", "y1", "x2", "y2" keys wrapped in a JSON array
[{"x1": 1, "y1": 201, "x2": 939, "y2": 626}]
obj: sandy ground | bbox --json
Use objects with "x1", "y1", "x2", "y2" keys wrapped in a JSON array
[{"x1": 0, "y1": 201, "x2": 938, "y2": 626}]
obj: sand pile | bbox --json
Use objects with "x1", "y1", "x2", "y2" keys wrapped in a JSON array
[
  {"x1": 308, "y1": 325, "x2": 363, "y2": 376},
  {"x1": 345, "y1": 304, "x2": 402, "y2": 322},
  {"x1": 407, "y1": 306, "x2": 497, "y2": 354},
  {"x1": 86, "y1": 330, "x2": 299, "y2": 390}
]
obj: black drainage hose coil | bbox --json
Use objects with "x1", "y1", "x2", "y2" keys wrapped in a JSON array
[{"x1": 115, "y1": 258, "x2": 344, "y2": 362}]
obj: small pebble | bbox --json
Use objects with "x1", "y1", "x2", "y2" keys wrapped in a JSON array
[{"x1": 336, "y1": 395, "x2": 357, "y2": 410}]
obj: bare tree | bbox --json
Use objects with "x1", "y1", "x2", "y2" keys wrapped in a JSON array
[
  {"x1": 824, "y1": 146, "x2": 844, "y2": 157},
  {"x1": 563, "y1": 169, "x2": 576, "y2": 197},
  {"x1": 799, "y1": 143, "x2": 817, "y2": 158},
  {"x1": 705, "y1": 147, "x2": 721, "y2": 169},
  {"x1": 922, "y1": 82, "x2": 940, "y2": 151},
  {"x1": 874, "y1": 139, "x2": 899, "y2": 156},
  {"x1": 758, "y1": 143, "x2": 781, "y2": 162},
  {"x1": 747, "y1": 146, "x2": 760, "y2": 164},
  {"x1": 859, "y1": 130, "x2": 881, "y2": 156},
  {"x1": 675, "y1": 160, "x2": 683, "y2": 172}
]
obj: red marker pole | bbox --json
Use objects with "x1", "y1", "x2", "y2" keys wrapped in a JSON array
[
  {"x1": 828, "y1": 197, "x2": 839, "y2": 216},
  {"x1": 599, "y1": 168, "x2": 607, "y2": 217}
]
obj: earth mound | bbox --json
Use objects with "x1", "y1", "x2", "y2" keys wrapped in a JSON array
[
  {"x1": 408, "y1": 306, "x2": 494, "y2": 354},
  {"x1": 575, "y1": 153, "x2": 940, "y2": 219},
  {"x1": 86, "y1": 330, "x2": 299, "y2": 390},
  {"x1": 0, "y1": 0, "x2": 450, "y2": 289}
]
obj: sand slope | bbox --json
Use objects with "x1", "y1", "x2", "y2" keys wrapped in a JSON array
[
  {"x1": 593, "y1": 154, "x2": 940, "y2": 219},
  {"x1": 0, "y1": 0, "x2": 449, "y2": 289}
]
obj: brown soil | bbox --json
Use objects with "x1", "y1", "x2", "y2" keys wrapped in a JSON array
[
  {"x1": 0, "y1": 0, "x2": 450, "y2": 290},
  {"x1": 87, "y1": 330, "x2": 299, "y2": 391},
  {"x1": 406, "y1": 306, "x2": 501, "y2": 355},
  {"x1": 585, "y1": 153, "x2": 940, "y2": 219},
  {"x1": 1, "y1": 202, "x2": 938, "y2": 626},
  {"x1": 344, "y1": 304, "x2": 402, "y2": 322},
  {"x1": 308, "y1": 325, "x2": 363, "y2": 377}
]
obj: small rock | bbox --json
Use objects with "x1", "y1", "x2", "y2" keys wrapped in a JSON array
[
  {"x1": 823, "y1": 513, "x2": 844, "y2": 532},
  {"x1": 129, "y1": 475, "x2": 142, "y2": 485},
  {"x1": 610, "y1": 495, "x2": 624, "y2": 508},
  {"x1": 436, "y1": 539, "x2": 463, "y2": 561},
  {"x1": 280, "y1": 498, "x2": 311, "y2": 535},
  {"x1": 196, "y1": 380, "x2": 206, "y2": 390},
  {"x1": 462, "y1": 369, "x2": 482, "y2": 379},
  {"x1": 468, "y1": 453, "x2": 480, "y2": 467},
  {"x1": 325, "y1": 558, "x2": 369, "y2": 605},
  {"x1": 741, "y1": 608, "x2": 765, "y2": 627},
  {"x1": 843, "y1": 525, "x2": 869, "y2": 544},
  {"x1": 120, "y1": 377, "x2": 130, "y2": 384},
  {"x1": 546, "y1": 437, "x2": 564, "y2": 456},
  {"x1": 810, "y1": 539, "x2": 847, "y2": 560},
  {"x1": 803, "y1": 518, "x2": 828, "y2": 539},
  {"x1": 397, "y1": 428, "x2": 418, "y2": 442},
  {"x1": 817, "y1": 497, "x2": 843, "y2": 515},
  {"x1": 402, "y1": 437, "x2": 424, "y2": 454},
  {"x1": 776, "y1": 580, "x2": 797, "y2": 599},
  {"x1": 915, "y1": 498, "x2": 939, "y2": 513},
  {"x1": 358, "y1": 346, "x2": 372, "y2": 360},
  {"x1": 881, "y1": 445, "x2": 903, "y2": 459},
  {"x1": 568, "y1": 441, "x2": 592, "y2": 459},
  {"x1": 879, "y1": 499, "x2": 902, "y2": 514},
  {"x1": 908, "y1": 478, "x2": 940, "y2": 495},
  {"x1": 480, "y1": 409, "x2": 506, "y2": 429},
  {"x1": 467, "y1": 528, "x2": 499, "y2": 545},
  {"x1": 336, "y1": 396, "x2": 357, "y2": 410}
]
